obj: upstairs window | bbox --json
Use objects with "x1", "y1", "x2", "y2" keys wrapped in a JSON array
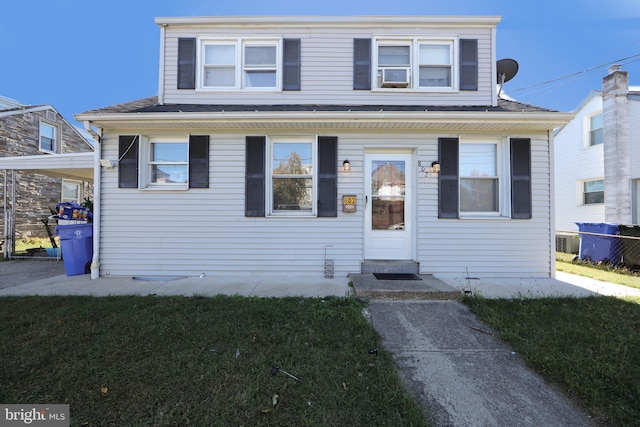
[
  {"x1": 419, "y1": 43, "x2": 452, "y2": 87},
  {"x1": 377, "y1": 44, "x2": 411, "y2": 88},
  {"x1": 244, "y1": 44, "x2": 277, "y2": 87},
  {"x1": 374, "y1": 38, "x2": 456, "y2": 90},
  {"x1": 589, "y1": 113, "x2": 603, "y2": 146},
  {"x1": 199, "y1": 39, "x2": 280, "y2": 90},
  {"x1": 39, "y1": 121, "x2": 58, "y2": 153},
  {"x1": 203, "y1": 44, "x2": 236, "y2": 87}
]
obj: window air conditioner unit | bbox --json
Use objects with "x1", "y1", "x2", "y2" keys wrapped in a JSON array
[{"x1": 381, "y1": 68, "x2": 410, "y2": 88}]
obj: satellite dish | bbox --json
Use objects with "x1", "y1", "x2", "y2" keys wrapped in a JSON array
[{"x1": 496, "y1": 58, "x2": 519, "y2": 84}]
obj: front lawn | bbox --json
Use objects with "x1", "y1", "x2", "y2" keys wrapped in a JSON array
[
  {"x1": 464, "y1": 295, "x2": 640, "y2": 427},
  {"x1": 0, "y1": 296, "x2": 428, "y2": 426}
]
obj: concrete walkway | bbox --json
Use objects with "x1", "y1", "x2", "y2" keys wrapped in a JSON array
[{"x1": 367, "y1": 300, "x2": 596, "y2": 426}]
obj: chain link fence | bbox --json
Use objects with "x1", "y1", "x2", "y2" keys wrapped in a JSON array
[{"x1": 556, "y1": 227, "x2": 640, "y2": 271}]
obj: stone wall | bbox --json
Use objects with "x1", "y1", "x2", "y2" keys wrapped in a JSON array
[{"x1": 0, "y1": 108, "x2": 94, "y2": 240}]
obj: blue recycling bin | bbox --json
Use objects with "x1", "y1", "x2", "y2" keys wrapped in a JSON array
[
  {"x1": 56, "y1": 223, "x2": 93, "y2": 276},
  {"x1": 575, "y1": 222, "x2": 621, "y2": 264}
]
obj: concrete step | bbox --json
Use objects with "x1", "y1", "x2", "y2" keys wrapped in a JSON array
[{"x1": 361, "y1": 260, "x2": 419, "y2": 274}]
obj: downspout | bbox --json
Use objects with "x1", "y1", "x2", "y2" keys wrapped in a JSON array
[{"x1": 84, "y1": 121, "x2": 102, "y2": 279}]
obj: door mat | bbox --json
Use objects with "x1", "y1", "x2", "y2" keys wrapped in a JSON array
[{"x1": 373, "y1": 273, "x2": 422, "y2": 281}]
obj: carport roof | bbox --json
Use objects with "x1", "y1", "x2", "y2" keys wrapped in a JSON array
[{"x1": 0, "y1": 152, "x2": 94, "y2": 182}]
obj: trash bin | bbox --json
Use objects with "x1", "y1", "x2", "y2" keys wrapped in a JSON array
[
  {"x1": 619, "y1": 225, "x2": 640, "y2": 269},
  {"x1": 575, "y1": 222, "x2": 621, "y2": 264},
  {"x1": 56, "y1": 223, "x2": 93, "y2": 276}
]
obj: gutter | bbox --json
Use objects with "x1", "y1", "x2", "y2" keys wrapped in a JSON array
[{"x1": 83, "y1": 121, "x2": 102, "y2": 280}]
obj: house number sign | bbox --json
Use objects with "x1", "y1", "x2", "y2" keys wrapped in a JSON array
[{"x1": 342, "y1": 195, "x2": 357, "y2": 213}]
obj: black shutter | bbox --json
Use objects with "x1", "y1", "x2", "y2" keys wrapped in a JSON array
[
  {"x1": 118, "y1": 135, "x2": 138, "y2": 188},
  {"x1": 438, "y1": 138, "x2": 459, "y2": 218},
  {"x1": 510, "y1": 138, "x2": 532, "y2": 219},
  {"x1": 245, "y1": 136, "x2": 266, "y2": 217},
  {"x1": 178, "y1": 38, "x2": 196, "y2": 90},
  {"x1": 283, "y1": 39, "x2": 301, "y2": 91},
  {"x1": 317, "y1": 136, "x2": 338, "y2": 217},
  {"x1": 189, "y1": 135, "x2": 209, "y2": 188},
  {"x1": 353, "y1": 38, "x2": 371, "y2": 90},
  {"x1": 459, "y1": 39, "x2": 478, "y2": 91}
]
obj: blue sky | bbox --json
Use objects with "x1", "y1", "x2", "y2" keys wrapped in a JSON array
[{"x1": 2, "y1": 0, "x2": 639, "y2": 126}]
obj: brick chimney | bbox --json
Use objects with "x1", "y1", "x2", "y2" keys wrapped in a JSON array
[{"x1": 602, "y1": 64, "x2": 631, "y2": 224}]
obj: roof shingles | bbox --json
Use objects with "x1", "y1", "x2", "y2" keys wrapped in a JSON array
[{"x1": 80, "y1": 96, "x2": 556, "y2": 116}]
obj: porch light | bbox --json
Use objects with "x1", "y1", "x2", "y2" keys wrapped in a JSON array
[
  {"x1": 431, "y1": 161, "x2": 440, "y2": 175},
  {"x1": 343, "y1": 159, "x2": 351, "y2": 172}
]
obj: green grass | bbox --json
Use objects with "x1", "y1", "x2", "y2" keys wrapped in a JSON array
[
  {"x1": 0, "y1": 295, "x2": 428, "y2": 427},
  {"x1": 556, "y1": 252, "x2": 640, "y2": 290},
  {"x1": 464, "y1": 295, "x2": 640, "y2": 427}
]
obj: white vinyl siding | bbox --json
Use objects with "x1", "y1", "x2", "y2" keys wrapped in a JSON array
[
  {"x1": 160, "y1": 24, "x2": 494, "y2": 106},
  {"x1": 554, "y1": 95, "x2": 605, "y2": 232},
  {"x1": 98, "y1": 130, "x2": 552, "y2": 279}
]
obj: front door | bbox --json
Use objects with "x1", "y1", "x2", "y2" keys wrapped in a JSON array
[{"x1": 364, "y1": 153, "x2": 413, "y2": 260}]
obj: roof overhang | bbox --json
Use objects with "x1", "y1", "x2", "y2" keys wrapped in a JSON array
[
  {"x1": 76, "y1": 110, "x2": 573, "y2": 133},
  {"x1": 155, "y1": 15, "x2": 502, "y2": 29},
  {"x1": 0, "y1": 152, "x2": 94, "y2": 182}
]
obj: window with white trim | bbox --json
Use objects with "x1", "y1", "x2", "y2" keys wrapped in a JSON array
[
  {"x1": 267, "y1": 137, "x2": 316, "y2": 216},
  {"x1": 62, "y1": 180, "x2": 82, "y2": 204},
  {"x1": 39, "y1": 121, "x2": 58, "y2": 153},
  {"x1": 139, "y1": 137, "x2": 189, "y2": 188},
  {"x1": 418, "y1": 43, "x2": 452, "y2": 87},
  {"x1": 460, "y1": 142, "x2": 500, "y2": 214},
  {"x1": 583, "y1": 179, "x2": 604, "y2": 204},
  {"x1": 375, "y1": 38, "x2": 456, "y2": 90},
  {"x1": 589, "y1": 113, "x2": 603, "y2": 146},
  {"x1": 199, "y1": 39, "x2": 280, "y2": 90}
]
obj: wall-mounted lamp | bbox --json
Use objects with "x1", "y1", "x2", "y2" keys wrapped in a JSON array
[
  {"x1": 430, "y1": 161, "x2": 440, "y2": 175},
  {"x1": 100, "y1": 159, "x2": 117, "y2": 168},
  {"x1": 343, "y1": 159, "x2": 351, "y2": 172}
]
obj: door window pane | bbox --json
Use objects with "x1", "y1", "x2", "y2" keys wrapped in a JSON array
[{"x1": 371, "y1": 160, "x2": 405, "y2": 230}]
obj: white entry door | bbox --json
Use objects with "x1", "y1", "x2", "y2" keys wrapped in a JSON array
[{"x1": 364, "y1": 153, "x2": 413, "y2": 260}]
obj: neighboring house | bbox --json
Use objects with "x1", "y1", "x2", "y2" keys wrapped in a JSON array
[
  {"x1": 554, "y1": 66, "x2": 640, "y2": 239},
  {"x1": 0, "y1": 96, "x2": 94, "y2": 240},
  {"x1": 75, "y1": 16, "x2": 570, "y2": 280}
]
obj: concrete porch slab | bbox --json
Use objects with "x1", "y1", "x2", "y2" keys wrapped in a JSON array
[{"x1": 349, "y1": 273, "x2": 462, "y2": 300}]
